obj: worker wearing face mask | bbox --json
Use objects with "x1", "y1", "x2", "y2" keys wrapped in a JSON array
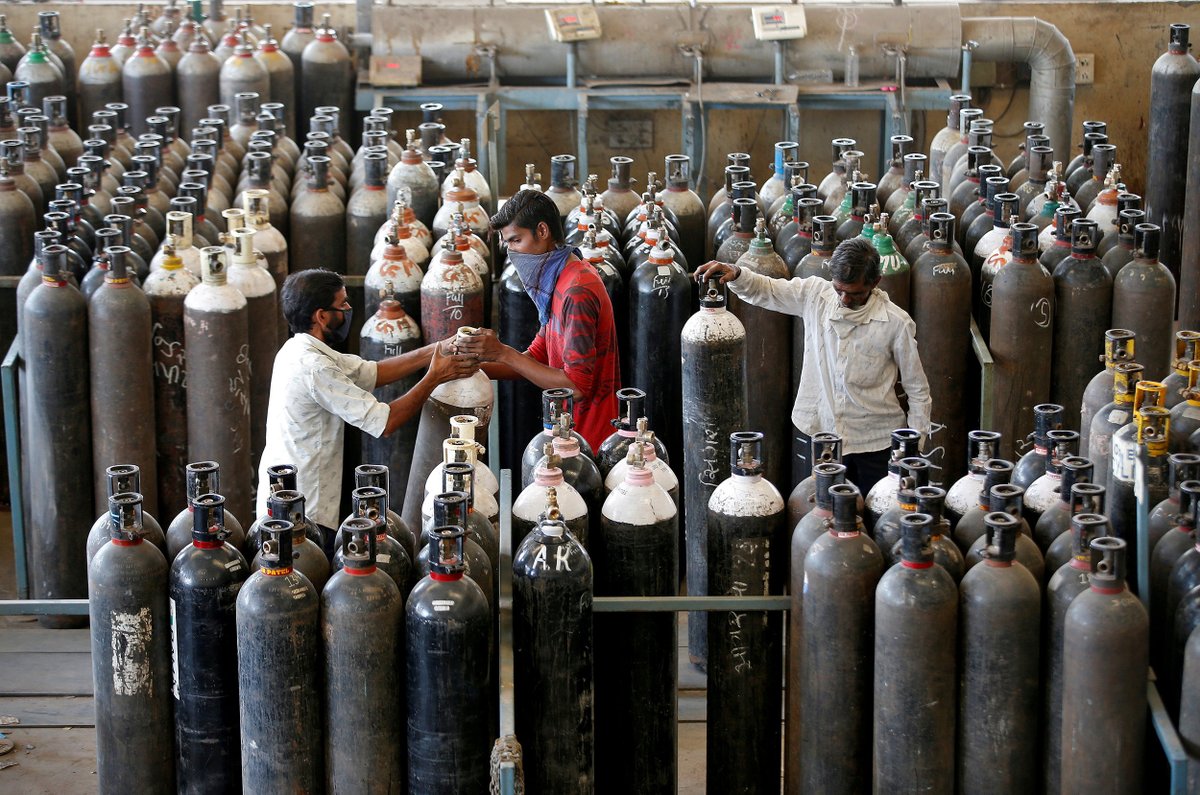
[{"x1": 256, "y1": 268, "x2": 478, "y2": 541}]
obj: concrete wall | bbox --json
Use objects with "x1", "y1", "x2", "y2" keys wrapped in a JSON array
[{"x1": 6, "y1": 2, "x2": 1194, "y2": 199}]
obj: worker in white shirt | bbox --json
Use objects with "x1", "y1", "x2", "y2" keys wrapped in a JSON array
[
  {"x1": 256, "y1": 269, "x2": 479, "y2": 546},
  {"x1": 694, "y1": 237, "x2": 931, "y2": 491}
]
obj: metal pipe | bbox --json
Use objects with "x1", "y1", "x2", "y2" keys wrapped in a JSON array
[
  {"x1": 961, "y1": 17, "x2": 1076, "y2": 157},
  {"x1": 774, "y1": 41, "x2": 786, "y2": 86}
]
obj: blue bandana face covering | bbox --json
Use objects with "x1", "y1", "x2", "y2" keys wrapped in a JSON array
[{"x1": 508, "y1": 244, "x2": 577, "y2": 325}]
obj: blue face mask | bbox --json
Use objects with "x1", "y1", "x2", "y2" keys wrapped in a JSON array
[{"x1": 508, "y1": 245, "x2": 577, "y2": 325}]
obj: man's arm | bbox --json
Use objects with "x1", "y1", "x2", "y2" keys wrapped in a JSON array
[
  {"x1": 380, "y1": 340, "x2": 480, "y2": 436},
  {"x1": 893, "y1": 318, "x2": 933, "y2": 443},
  {"x1": 462, "y1": 337, "x2": 579, "y2": 395},
  {"x1": 694, "y1": 260, "x2": 818, "y2": 316},
  {"x1": 374, "y1": 340, "x2": 440, "y2": 388}
]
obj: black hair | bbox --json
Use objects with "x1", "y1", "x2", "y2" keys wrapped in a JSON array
[
  {"x1": 828, "y1": 237, "x2": 881, "y2": 285},
  {"x1": 281, "y1": 269, "x2": 344, "y2": 335},
  {"x1": 488, "y1": 189, "x2": 565, "y2": 243}
]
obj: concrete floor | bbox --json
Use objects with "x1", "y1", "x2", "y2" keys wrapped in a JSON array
[{"x1": 0, "y1": 509, "x2": 748, "y2": 792}]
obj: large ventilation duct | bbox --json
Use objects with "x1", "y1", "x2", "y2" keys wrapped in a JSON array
[{"x1": 961, "y1": 17, "x2": 1076, "y2": 158}]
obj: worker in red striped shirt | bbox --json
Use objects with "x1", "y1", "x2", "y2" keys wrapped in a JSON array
[{"x1": 458, "y1": 190, "x2": 620, "y2": 450}]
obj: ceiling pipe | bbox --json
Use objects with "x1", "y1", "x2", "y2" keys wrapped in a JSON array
[{"x1": 961, "y1": 16, "x2": 1076, "y2": 159}]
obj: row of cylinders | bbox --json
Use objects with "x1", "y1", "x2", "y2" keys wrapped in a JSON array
[{"x1": 2, "y1": 2, "x2": 350, "y2": 139}]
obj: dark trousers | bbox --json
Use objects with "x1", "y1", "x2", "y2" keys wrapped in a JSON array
[{"x1": 794, "y1": 429, "x2": 891, "y2": 495}]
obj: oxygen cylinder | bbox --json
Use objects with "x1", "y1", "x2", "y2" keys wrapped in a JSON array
[
  {"x1": 790, "y1": 484, "x2": 880, "y2": 794},
  {"x1": 0, "y1": 159, "x2": 35, "y2": 274},
  {"x1": 422, "y1": 415, "x2": 499, "y2": 503},
  {"x1": 728, "y1": 218, "x2": 791, "y2": 492},
  {"x1": 1152, "y1": 455, "x2": 1200, "y2": 550},
  {"x1": 78, "y1": 31, "x2": 123, "y2": 136},
  {"x1": 88, "y1": 245, "x2": 158, "y2": 516},
  {"x1": 413, "y1": 491, "x2": 494, "y2": 611},
  {"x1": 281, "y1": 2, "x2": 314, "y2": 115},
  {"x1": 964, "y1": 484, "x2": 1045, "y2": 583},
  {"x1": 349, "y1": 154, "x2": 393, "y2": 271},
  {"x1": 525, "y1": 417, "x2": 602, "y2": 545},
  {"x1": 331, "y1": 491, "x2": 413, "y2": 597},
  {"x1": 705, "y1": 432, "x2": 784, "y2": 793},
  {"x1": 254, "y1": 27, "x2": 294, "y2": 137},
  {"x1": 514, "y1": 454, "x2": 589, "y2": 551},
  {"x1": 604, "y1": 423, "x2": 677, "y2": 505},
  {"x1": 595, "y1": 447, "x2": 678, "y2": 794},
  {"x1": 929, "y1": 94, "x2": 971, "y2": 187},
  {"x1": 321, "y1": 515, "x2": 405, "y2": 793},
  {"x1": 497, "y1": 262, "x2": 542, "y2": 474},
  {"x1": 1061, "y1": 537, "x2": 1148, "y2": 791},
  {"x1": 657, "y1": 153, "x2": 704, "y2": 268},
  {"x1": 184, "y1": 246, "x2": 252, "y2": 520},
  {"x1": 299, "y1": 16, "x2": 350, "y2": 138},
  {"x1": 629, "y1": 227, "x2": 690, "y2": 476},
  {"x1": 1023, "y1": 429, "x2": 1081, "y2": 525},
  {"x1": 1049, "y1": 219, "x2": 1112, "y2": 419},
  {"x1": 1090, "y1": 362, "x2": 1144, "y2": 489},
  {"x1": 1081, "y1": 330, "x2": 1137, "y2": 458},
  {"x1": 912, "y1": 212, "x2": 972, "y2": 482},
  {"x1": 785, "y1": 462, "x2": 846, "y2": 787},
  {"x1": 990, "y1": 224, "x2": 1054, "y2": 462},
  {"x1": 142, "y1": 242, "x2": 199, "y2": 512},
  {"x1": 1179, "y1": 617, "x2": 1200, "y2": 788},
  {"x1": 88, "y1": 493, "x2": 174, "y2": 795},
  {"x1": 761, "y1": 140, "x2": 798, "y2": 207},
  {"x1": 366, "y1": 224, "x2": 425, "y2": 316},
  {"x1": 1110, "y1": 393, "x2": 1170, "y2": 590},
  {"x1": 953, "y1": 462, "x2": 1015, "y2": 556},
  {"x1": 873, "y1": 512, "x2": 958, "y2": 794},
  {"x1": 358, "y1": 290, "x2": 422, "y2": 503},
  {"x1": 1042, "y1": 511, "x2": 1108, "y2": 793},
  {"x1": 419, "y1": 239, "x2": 483, "y2": 343},
  {"x1": 872, "y1": 457, "x2": 931, "y2": 564},
  {"x1": 1044, "y1": 482, "x2": 1110, "y2": 576},
  {"x1": 169, "y1": 493, "x2": 248, "y2": 794},
  {"x1": 387, "y1": 130, "x2": 438, "y2": 229},
  {"x1": 886, "y1": 485, "x2": 965, "y2": 582},
  {"x1": 816, "y1": 138, "x2": 854, "y2": 203},
  {"x1": 167, "y1": 462, "x2": 246, "y2": 558},
  {"x1": 596, "y1": 387, "x2": 666, "y2": 475},
  {"x1": 419, "y1": 461, "x2": 499, "y2": 568},
  {"x1": 1152, "y1": 481, "x2": 1200, "y2": 687},
  {"x1": 1165, "y1": 333, "x2": 1200, "y2": 412},
  {"x1": 401, "y1": 329, "x2": 493, "y2": 531},
  {"x1": 290, "y1": 155, "x2": 345, "y2": 272},
  {"x1": 407, "y1": 524, "x2": 492, "y2": 794},
  {"x1": 513, "y1": 513, "x2": 594, "y2": 794},
  {"x1": 250, "y1": 490, "x2": 330, "y2": 587},
  {"x1": 1169, "y1": 361, "x2": 1200, "y2": 451},
  {"x1": 1112, "y1": 223, "x2": 1177, "y2": 382},
  {"x1": 956, "y1": 512, "x2": 1040, "y2": 793},
  {"x1": 945, "y1": 431, "x2": 1003, "y2": 528},
  {"x1": 349, "y1": 467, "x2": 417, "y2": 559},
  {"x1": 598, "y1": 155, "x2": 638, "y2": 229},
  {"x1": 0, "y1": 16, "x2": 25, "y2": 75},
  {"x1": 177, "y1": 36, "x2": 222, "y2": 136},
  {"x1": 15, "y1": 35, "x2": 64, "y2": 114},
  {"x1": 121, "y1": 29, "x2": 172, "y2": 137},
  {"x1": 235, "y1": 518, "x2": 321, "y2": 792},
  {"x1": 1033, "y1": 455, "x2": 1093, "y2": 551},
  {"x1": 785, "y1": 434, "x2": 842, "y2": 530},
  {"x1": 24, "y1": 244, "x2": 92, "y2": 627},
  {"x1": 87, "y1": 464, "x2": 167, "y2": 561},
  {"x1": 680, "y1": 277, "x2": 747, "y2": 668},
  {"x1": 224, "y1": 226, "x2": 276, "y2": 472},
  {"x1": 863, "y1": 429, "x2": 922, "y2": 532},
  {"x1": 519, "y1": 390, "x2": 589, "y2": 484},
  {"x1": 1146, "y1": 24, "x2": 1198, "y2": 284},
  {"x1": 875, "y1": 135, "x2": 912, "y2": 208}
]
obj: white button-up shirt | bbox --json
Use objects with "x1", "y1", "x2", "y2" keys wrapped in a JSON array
[
  {"x1": 728, "y1": 269, "x2": 931, "y2": 455},
  {"x1": 256, "y1": 333, "x2": 390, "y2": 528}
]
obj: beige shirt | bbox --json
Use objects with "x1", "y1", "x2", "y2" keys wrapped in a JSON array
[
  {"x1": 256, "y1": 333, "x2": 390, "y2": 528},
  {"x1": 728, "y1": 269, "x2": 931, "y2": 455}
]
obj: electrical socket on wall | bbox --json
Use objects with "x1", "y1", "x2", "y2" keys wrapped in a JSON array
[{"x1": 1076, "y1": 53, "x2": 1095, "y2": 85}]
